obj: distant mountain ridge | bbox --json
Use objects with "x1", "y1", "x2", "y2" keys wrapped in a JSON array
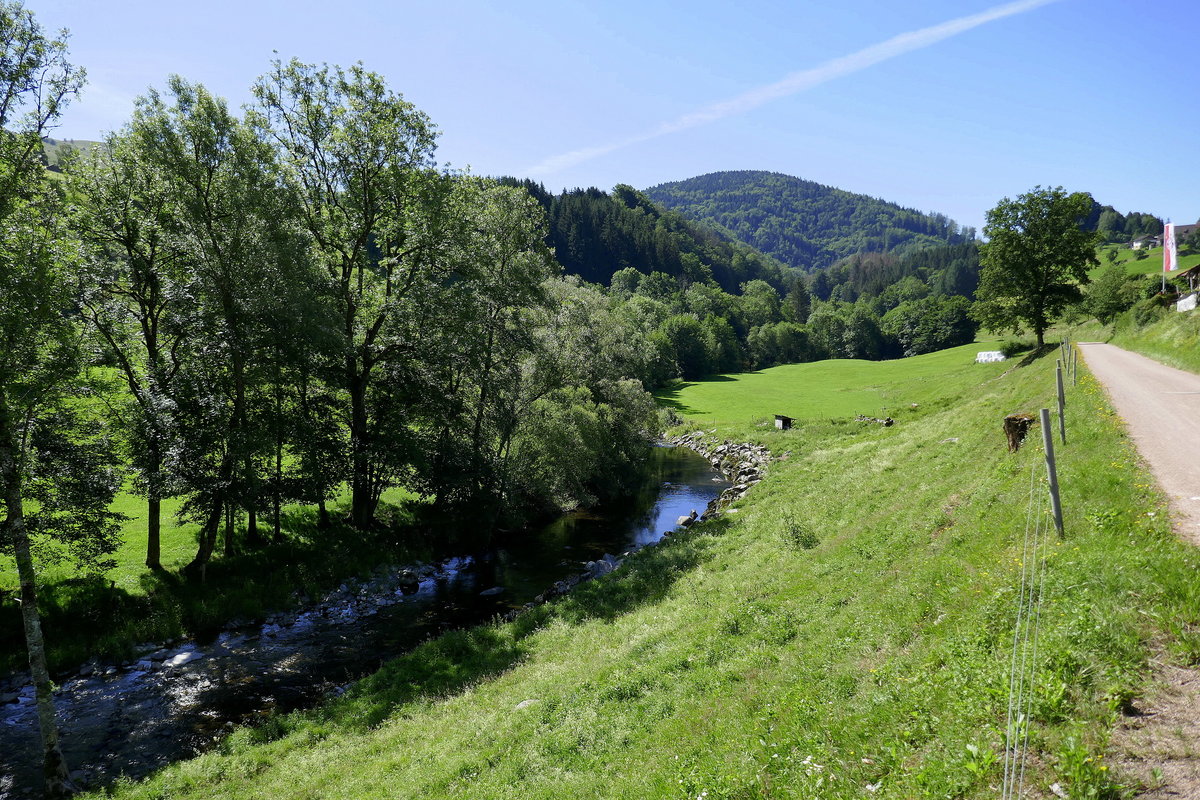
[{"x1": 645, "y1": 170, "x2": 974, "y2": 272}]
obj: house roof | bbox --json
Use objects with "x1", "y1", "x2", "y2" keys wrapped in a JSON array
[{"x1": 1175, "y1": 263, "x2": 1200, "y2": 279}]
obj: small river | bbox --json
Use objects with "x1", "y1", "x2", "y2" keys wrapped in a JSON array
[{"x1": 0, "y1": 445, "x2": 727, "y2": 798}]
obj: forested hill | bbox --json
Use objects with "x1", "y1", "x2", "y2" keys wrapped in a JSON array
[
  {"x1": 499, "y1": 179, "x2": 794, "y2": 292},
  {"x1": 645, "y1": 170, "x2": 974, "y2": 272}
]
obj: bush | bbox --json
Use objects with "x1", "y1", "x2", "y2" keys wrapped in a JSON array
[
  {"x1": 1130, "y1": 297, "x2": 1167, "y2": 329},
  {"x1": 1000, "y1": 339, "x2": 1034, "y2": 358}
]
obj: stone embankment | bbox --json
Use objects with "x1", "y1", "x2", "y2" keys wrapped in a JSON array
[{"x1": 665, "y1": 431, "x2": 770, "y2": 523}]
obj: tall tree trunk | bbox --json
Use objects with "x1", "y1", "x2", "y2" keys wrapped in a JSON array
[
  {"x1": 273, "y1": 362, "x2": 284, "y2": 544},
  {"x1": 349, "y1": 372, "x2": 374, "y2": 530},
  {"x1": 224, "y1": 503, "x2": 235, "y2": 558},
  {"x1": 317, "y1": 498, "x2": 330, "y2": 530},
  {"x1": 273, "y1": 378, "x2": 284, "y2": 543},
  {"x1": 187, "y1": 494, "x2": 224, "y2": 581},
  {"x1": 1, "y1": 414, "x2": 74, "y2": 798},
  {"x1": 146, "y1": 443, "x2": 162, "y2": 570},
  {"x1": 233, "y1": 354, "x2": 264, "y2": 548}
]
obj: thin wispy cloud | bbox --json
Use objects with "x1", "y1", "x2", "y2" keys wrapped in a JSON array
[{"x1": 526, "y1": 0, "x2": 1061, "y2": 176}]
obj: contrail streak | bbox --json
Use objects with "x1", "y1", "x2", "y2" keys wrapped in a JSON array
[{"x1": 525, "y1": 0, "x2": 1061, "y2": 176}]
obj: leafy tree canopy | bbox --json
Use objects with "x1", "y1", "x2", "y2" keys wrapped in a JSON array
[{"x1": 973, "y1": 186, "x2": 1100, "y2": 346}]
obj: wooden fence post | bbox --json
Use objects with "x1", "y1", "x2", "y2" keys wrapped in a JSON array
[
  {"x1": 1055, "y1": 362, "x2": 1066, "y2": 445},
  {"x1": 1039, "y1": 408, "x2": 1064, "y2": 535}
]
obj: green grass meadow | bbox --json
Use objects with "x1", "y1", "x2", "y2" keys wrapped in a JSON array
[
  {"x1": 1090, "y1": 243, "x2": 1200, "y2": 280},
  {"x1": 89, "y1": 345, "x2": 1200, "y2": 799},
  {"x1": 656, "y1": 341, "x2": 1007, "y2": 424}
]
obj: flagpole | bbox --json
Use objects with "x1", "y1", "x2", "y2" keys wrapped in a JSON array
[{"x1": 1163, "y1": 219, "x2": 1172, "y2": 293}]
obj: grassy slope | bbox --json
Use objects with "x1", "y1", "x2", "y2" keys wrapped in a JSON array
[
  {"x1": 656, "y1": 341, "x2": 1003, "y2": 423},
  {"x1": 1090, "y1": 244, "x2": 1200, "y2": 280},
  {"x1": 1109, "y1": 310, "x2": 1200, "y2": 375},
  {"x1": 95, "y1": 347, "x2": 1200, "y2": 799}
]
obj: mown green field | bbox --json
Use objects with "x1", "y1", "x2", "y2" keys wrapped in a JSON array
[
  {"x1": 656, "y1": 341, "x2": 1007, "y2": 424},
  {"x1": 92, "y1": 345, "x2": 1199, "y2": 799}
]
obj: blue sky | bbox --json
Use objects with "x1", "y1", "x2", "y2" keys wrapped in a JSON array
[{"x1": 29, "y1": 0, "x2": 1200, "y2": 233}]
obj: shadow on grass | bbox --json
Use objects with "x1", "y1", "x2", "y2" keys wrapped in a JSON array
[
  {"x1": 243, "y1": 516, "x2": 733, "y2": 743},
  {"x1": 654, "y1": 383, "x2": 700, "y2": 415},
  {"x1": 551, "y1": 517, "x2": 730, "y2": 626},
  {"x1": 654, "y1": 374, "x2": 744, "y2": 414},
  {"x1": 1017, "y1": 343, "x2": 1059, "y2": 367}
]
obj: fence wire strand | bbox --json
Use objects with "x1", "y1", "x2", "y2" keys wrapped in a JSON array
[{"x1": 1002, "y1": 453, "x2": 1052, "y2": 800}]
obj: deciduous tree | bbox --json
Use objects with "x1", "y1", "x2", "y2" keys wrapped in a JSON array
[
  {"x1": 251, "y1": 59, "x2": 454, "y2": 530},
  {"x1": 70, "y1": 130, "x2": 190, "y2": 570},
  {"x1": 128, "y1": 77, "x2": 316, "y2": 575},
  {"x1": 0, "y1": 5, "x2": 100, "y2": 794},
  {"x1": 974, "y1": 186, "x2": 1100, "y2": 346}
]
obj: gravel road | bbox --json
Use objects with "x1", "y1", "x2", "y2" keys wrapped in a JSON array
[{"x1": 1078, "y1": 342, "x2": 1200, "y2": 544}]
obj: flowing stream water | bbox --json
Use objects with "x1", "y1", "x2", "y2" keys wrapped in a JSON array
[{"x1": 0, "y1": 445, "x2": 727, "y2": 798}]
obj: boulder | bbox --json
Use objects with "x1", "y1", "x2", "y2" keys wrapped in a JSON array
[
  {"x1": 588, "y1": 556, "x2": 619, "y2": 578},
  {"x1": 397, "y1": 569, "x2": 420, "y2": 595}
]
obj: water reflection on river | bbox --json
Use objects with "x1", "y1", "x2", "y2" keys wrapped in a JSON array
[{"x1": 0, "y1": 445, "x2": 727, "y2": 798}]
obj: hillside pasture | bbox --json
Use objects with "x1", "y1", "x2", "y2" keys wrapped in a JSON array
[{"x1": 655, "y1": 340, "x2": 1006, "y2": 424}]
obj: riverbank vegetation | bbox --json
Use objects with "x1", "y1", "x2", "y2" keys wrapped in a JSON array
[
  {"x1": 1, "y1": 60, "x2": 667, "y2": 680},
  {"x1": 0, "y1": 16, "x2": 669, "y2": 787},
  {"x1": 2, "y1": 8, "x2": 988, "y2": 697},
  {"x1": 91, "y1": 339, "x2": 1200, "y2": 799}
]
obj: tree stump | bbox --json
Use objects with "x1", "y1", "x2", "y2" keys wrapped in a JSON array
[{"x1": 1004, "y1": 413, "x2": 1036, "y2": 452}]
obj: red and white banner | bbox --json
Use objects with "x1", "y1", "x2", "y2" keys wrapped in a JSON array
[{"x1": 1164, "y1": 223, "x2": 1178, "y2": 272}]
